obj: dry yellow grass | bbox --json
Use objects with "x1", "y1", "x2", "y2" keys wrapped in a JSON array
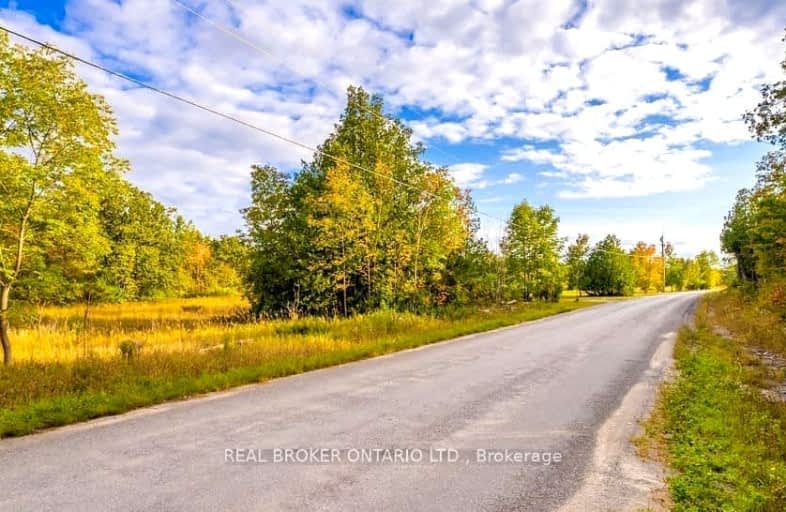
[
  {"x1": 10, "y1": 296, "x2": 589, "y2": 364},
  {"x1": 12, "y1": 296, "x2": 253, "y2": 362},
  {"x1": 1, "y1": 297, "x2": 596, "y2": 436}
]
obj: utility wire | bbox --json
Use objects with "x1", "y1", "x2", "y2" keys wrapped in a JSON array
[
  {"x1": 172, "y1": 0, "x2": 464, "y2": 165},
  {"x1": 0, "y1": 26, "x2": 434, "y2": 198},
  {"x1": 0, "y1": 25, "x2": 660, "y2": 261},
  {"x1": 173, "y1": 0, "x2": 276, "y2": 59},
  {"x1": 172, "y1": 1, "x2": 665, "y2": 260}
]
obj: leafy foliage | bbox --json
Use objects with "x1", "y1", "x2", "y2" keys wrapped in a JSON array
[
  {"x1": 666, "y1": 251, "x2": 721, "y2": 291},
  {"x1": 0, "y1": 33, "x2": 121, "y2": 364},
  {"x1": 0, "y1": 34, "x2": 245, "y2": 364},
  {"x1": 629, "y1": 242, "x2": 663, "y2": 292},
  {"x1": 565, "y1": 233, "x2": 590, "y2": 293},
  {"x1": 744, "y1": 30, "x2": 786, "y2": 149},
  {"x1": 244, "y1": 87, "x2": 472, "y2": 316},
  {"x1": 502, "y1": 201, "x2": 564, "y2": 301},
  {"x1": 581, "y1": 235, "x2": 635, "y2": 296},
  {"x1": 724, "y1": 34, "x2": 786, "y2": 300}
]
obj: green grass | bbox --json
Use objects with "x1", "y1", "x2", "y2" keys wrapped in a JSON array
[
  {"x1": 0, "y1": 300, "x2": 595, "y2": 437},
  {"x1": 648, "y1": 295, "x2": 786, "y2": 511}
]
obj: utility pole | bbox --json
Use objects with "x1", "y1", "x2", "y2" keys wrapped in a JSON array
[{"x1": 660, "y1": 232, "x2": 666, "y2": 292}]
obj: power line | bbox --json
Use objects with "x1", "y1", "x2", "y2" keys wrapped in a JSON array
[
  {"x1": 172, "y1": 1, "x2": 668, "y2": 260},
  {"x1": 172, "y1": 0, "x2": 464, "y2": 165},
  {"x1": 173, "y1": 0, "x2": 275, "y2": 59},
  {"x1": 0, "y1": 25, "x2": 661, "y2": 261},
  {"x1": 0, "y1": 25, "x2": 435, "y2": 198}
]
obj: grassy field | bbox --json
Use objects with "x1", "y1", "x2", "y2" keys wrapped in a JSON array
[
  {"x1": 0, "y1": 296, "x2": 600, "y2": 437},
  {"x1": 642, "y1": 291, "x2": 786, "y2": 511},
  {"x1": 12, "y1": 296, "x2": 252, "y2": 362}
]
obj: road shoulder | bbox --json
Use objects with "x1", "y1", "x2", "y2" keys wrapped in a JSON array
[{"x1": 557, "y1": 329, "x2": 676, "y2": 511}]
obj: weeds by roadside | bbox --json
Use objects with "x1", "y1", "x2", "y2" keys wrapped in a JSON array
[
  {"x1": 0, "y1": 298, "x2": 594, "y2": 437},
  {"x1": 642, "y1": 292, "x2": 786, "y2": 511}
]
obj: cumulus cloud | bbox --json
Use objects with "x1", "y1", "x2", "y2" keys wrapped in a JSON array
[
  {"x1": 448, "y1": 163, "x2": 488, "y2": 189},
  {"x1": 2, "y1": 0, "x2": 784, "y2": 233}
]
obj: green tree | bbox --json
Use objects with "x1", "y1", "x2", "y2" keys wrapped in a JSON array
[
  {"x1": 565, "y1": 233, "x2": 590, "y2": 298},
  {"x1": 209, "y1": 235, "x2": 249, "y2": 295},
  {"x1": 502, "y1": 201, "x2": 564, "y2": 301},
  {"x1": 444, "y1": 194, "x2": 498, "y2": 305},
  {"x1": 243, "y1": 87, "x2": 469, "y2": 316},
  {"x1": 666, "y1": 256, "x2": 687, "y2": 291},
  {"x1": 0, "y1": 34, "x2": 122, "y2": 364},
  {"x1": 721, "y1": 188, "x2": 758, "y2": 283},
  {"x1": 694, "y1": 250, "x2": 721, "y2": 289},
  {"x1": 726, "y1": 32, "x2": 786, "y2": 289},
  {"x1": 751, "y1": 152, "x2": 786, "y2": 280},
  {"x1": 242, "y1": 164, "x2": 301, "y2": 317},
  {"x1": 582, "y1": 235, "x2": 635, "y2": 296}
]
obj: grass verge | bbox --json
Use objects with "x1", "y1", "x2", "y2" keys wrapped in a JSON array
[
  {"x1": 0, "y1": 300, "x2": 594, "y2": 437},
  {"x1": 642, "y1": 292, "x2": 786, "y2": 511}
]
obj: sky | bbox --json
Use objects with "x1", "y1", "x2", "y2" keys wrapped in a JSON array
[{"x1": 1, "y1": 0, "x2": 784, "y2": 256}]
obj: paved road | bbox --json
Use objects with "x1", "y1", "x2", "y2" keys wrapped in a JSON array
[{"x1": 0, "y1": 293, "x2": 699, "y2": 511}]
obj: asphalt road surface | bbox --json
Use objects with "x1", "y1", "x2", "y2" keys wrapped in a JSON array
[{"x1": 0, "y1": 293, "x2": 699, "y2": 511}]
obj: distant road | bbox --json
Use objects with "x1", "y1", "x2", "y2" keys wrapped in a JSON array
[{"x1": 0, "y1": 293, "x2": 699, "y2": 511}]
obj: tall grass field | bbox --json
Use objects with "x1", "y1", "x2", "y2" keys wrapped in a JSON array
[{"x1": 0, "y1": 296, "x2": 598, "y2": 437}]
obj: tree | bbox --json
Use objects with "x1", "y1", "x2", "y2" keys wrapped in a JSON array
[
  {"x1": 666, "y1": 256, "x2": 687, "y2": 291},
  {"x1": 209, "y1": 235, "x2": 249, "y2": 295},
  {"x1": 565, "y1": 233, "x2": 590, "y2": 299},
  {"x1": 243, "y1": 87, "x2": 470, "y2": 316},
  {"x1": 750, "y1": 152, "x2": 786, "y2": 280},
  {"x1": 306, "y1": 161, "x2": 376, "y2": 315},
  {"x1": 502, "y1": 201, "x2": 564, "y2": 301},
  {"x1": 694, "y1": 250, "x2": 721, "y2": 289},
  {"x1": 721, "y1": 188, "x2": 759, "y2": 283},
  {"x1": 242, "y1": 164, "x2": 301, "y2": 317},
  {"x1": 725, "y1": 32, "x2": 786, "y2": 289},
  {"x1": 97, "y1": 179, "x2": 186, "y2": 301},
  {"x1": 444, "y1": 194, "x2": 498, "y2": 305},
  {"x1": 744, "y1": 29, "x2": 786, "y2": 150},
  {"x1": 0, "y1": 34, "x2": 122, "y2": 364},
  {"x1": 582, "y1": 235, "x2": 635, "y2": 296},
  {"x1": 629, "y1": 242, "x2": 662, "y2": 292}
]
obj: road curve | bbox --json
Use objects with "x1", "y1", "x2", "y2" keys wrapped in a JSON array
[{"x1": 0, "y1": 293, "x2": 699, "y2": 511}]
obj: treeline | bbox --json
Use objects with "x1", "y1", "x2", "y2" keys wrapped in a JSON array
[
  {"x1": 0, "y1": 34, "x2": 252, "y2": 362},
  {"x1": 0, "y1": 33, "x2": 245, "y2": 310},
  {"x1": 241, "y1": 88, "x2": 719, "y2": 316},
  {"x1": 0, "y1": 32, "x2": 720, "y2": 363},
  {"x1": 18, "y1": 174, "x2": 247, "y2": 304},
  {"x1": 722, "y1": 34, "x2": 786, "y2": 308},
  {"x1": 564, "y1": 235, "x2": 719, "y2": 297}
]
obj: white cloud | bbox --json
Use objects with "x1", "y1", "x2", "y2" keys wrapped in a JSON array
[
  {"x1": 502, "y1": 172, "x2": 523, "y2": 184},
  {"x1": 2, "y1": 0, "x2": 784, "y2": 234},
  {"x1": 448, "y1": 163, "x2": 488, "y2": 189}
]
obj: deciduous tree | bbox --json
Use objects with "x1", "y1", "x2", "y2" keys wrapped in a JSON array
[
  {"x1": 502, "y1": 201, "x2": 564, "y2": 301},
  {"x1": 0, "y1": 34, "x2": 122, "y2": 364},
  {"x1": 565, "y1": 233, "x2": 590, "y2": 298},
  {"x1": 582, "y1": 235, "x2": 635, "y2": 296}
]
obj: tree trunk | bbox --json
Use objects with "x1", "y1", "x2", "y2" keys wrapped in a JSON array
[
  {"x1": 341, "y1": 240, "x2": 348, "y2": 317},
  {"x1": 0, "y1": 285, "x2": 11, "y2": 365},
  {"x1": 1, "y1": 205, "x2": 31, "y2": 366}
]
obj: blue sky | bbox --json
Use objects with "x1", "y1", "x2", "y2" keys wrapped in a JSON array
[{"x1": 1, "y1": 0, "x2": 785, "y2": 255}]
